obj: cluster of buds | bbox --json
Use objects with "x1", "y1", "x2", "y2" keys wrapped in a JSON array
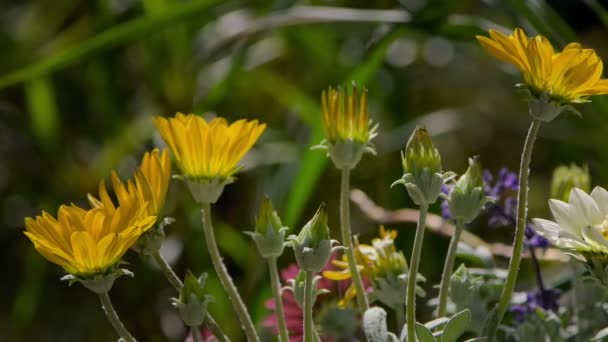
[
  {"x1": 392, "y1": 126, "x2": 454, "y2": 206},
  {"x1": 315, "y1": 84, "x2": 378, "y2": 170},
  {"x1": 446, "y1": 156, "x2": 493, "y2": 224}
]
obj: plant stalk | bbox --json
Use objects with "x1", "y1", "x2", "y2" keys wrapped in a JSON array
[
  {"x1": 201, "y1": 203, "x2": 259, "y2": 342},
  {"x1": 191, "y1": 327, "x2": 203, "y2": 342},
  {"x1": 340, "y1": 168, "x2": 369, "y2": 313},
  {"x1": 268, "y1": 257, "x2": 289, "y2": 342},
  {"x1": 406, "y1": 204, "x2": 428, "y2": 342},
  {"x1": 99, "y1": 292, "x2": 137, "y2": 342},
  {"x1": 303, "y1": 271, "x2": 315, "y2": 342},
  {"x1": 488, "y1": 118, "x2": 541, "y2": 339},
  {"x1": 437, "y1": 218, "x2": 464, "y2": 317}
]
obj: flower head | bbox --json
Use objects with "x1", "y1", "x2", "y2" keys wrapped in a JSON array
[
  {"x1": 89, "y1": 149, "x2": 171, "y2": 220},
  {"x1": 477, "y1": 28, "x2": 608, "y2": 104},
  {"x1": 323, "y1": 227, "x2": 408, "y2": 309},
  {"x1": 533, "y1": 186, "x2": 608, "y2": 260},
  {"x1": 448, "y1": 156, "x2": 492, "y2": 223},
  {"x1": 510, "y1": 288, "x2": 561, "y2": 322},
  {"x1": 321, "y1": 84, "x2": 374, "y2": 144},
  {"x1": 318, "y1": 84, "x2": 378, "y2": 169},
  {"x1": 153, "y1": 113, "x2": 266, "y2": 181},
  {"x1": 24, "y1": 186, "x2": 156, "y2": 277},
  {"x1": 402, "y1": 126, "x2": 442, "y2": 176}
]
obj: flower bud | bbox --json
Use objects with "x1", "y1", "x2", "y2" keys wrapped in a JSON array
[
  {"x1": 171, "y1": 272, "x2": 213, "y2": 327},
  {"x1": 448, "y1": 156, "x2": 493, "y2": 224},
  {"x1": 317, "y1": 84, "x2": 378, "y2": 170},
  {"x1": 246, "y1": 196, "x2": 288, "y2": 258},
  {"x1": 392, "y1": 126, "x2": 453, "y2": 205},
  {"x1": 449, "y1": 264, "x2": 482, "y2": 309},
  {"x1": 403, "y1": 126, "x2": 442, "y2": 176},
  {"x1": 288, "y1": 203, "x2": 338, "y2": 273},
  {"x1": 363, "y1": 307, "x2": 390, "y2": 342},
  {"x1": 550, "y1": 163, "x2": 590, "y2": 202}
]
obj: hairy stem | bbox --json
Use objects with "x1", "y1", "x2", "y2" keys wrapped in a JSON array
[
  {"x1": 191, "y1": 327, "x2": 203, "y2": 342},
  {"x1": 488, "y1": 119, "x2": 541, "y2": 340},
  {"x1": 303, "y1": 271, "x2": 314, "y2": 342},
  {"x1": 99, "y1": 292, "x2": 137, "y2": 342},
  {"x1": 153, "y1": 250, "x2": 183, "y2": 289},
  {"x1": 437, "y1": 219, "x2": 464, "y2": 317},
  {"x1": 268, "y1": 257, "x2": 289, "y2": 342},
  {"x1": 201, "y1": 203, "x2": 259, "y2": 342},
  {"x1": 406, "y1": 204, "x2": 428, "y2": 342},
  {"x1": 340, "y1": 168, "x2": 369, "y2": 312}
]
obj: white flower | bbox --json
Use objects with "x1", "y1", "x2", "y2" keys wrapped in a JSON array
[{"x1": 533, "y1": 187, "x2": 608, "y2": 259}]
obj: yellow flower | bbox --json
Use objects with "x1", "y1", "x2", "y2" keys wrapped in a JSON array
[
  {"x1": 153, "y1": 113, "x2": 266, "y2": 181},
  {"x1": 88, "y1": 149, "x2": 171, "y2": 219},
  {"x1": 323, "y1": 226, "x2": 406, "y2": 308},
  {"x1": 321, "y1": 85, "x2": 376, "y2": 144},
  {"x1": 24, "y1": 186, "x2": 156, "y2": 277},
  {"x1": 476, "y1": 28, "x2": 608, "y2": 103}
]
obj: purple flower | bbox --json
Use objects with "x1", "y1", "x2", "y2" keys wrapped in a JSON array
[{"x1": 510, "y1": 288, "x2": 561, "y2": 322}]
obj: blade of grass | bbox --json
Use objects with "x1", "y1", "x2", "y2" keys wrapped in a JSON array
[
  {"x1": 24, "y1": 76, "x2": 60, "y2": 147},
  {"x1": 0, "y1": 0, "x2": 220, "y2": 90}
]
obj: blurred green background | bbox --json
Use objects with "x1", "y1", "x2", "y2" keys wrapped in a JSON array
[{"x1": 2, "y1": 0, "x2": 608, "y2": 341}]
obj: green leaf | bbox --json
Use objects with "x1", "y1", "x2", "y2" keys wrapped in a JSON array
[
  {"x1": 424, "y1": 317, "x2": 450, "y2": 330},
  {"x1": 441, "y1": 309, "x2": 471, "y2": 342},
  {"x1": 416, "y1": 322, "x2": 437, "y2": 342},
  {"x1": 0, "y1": 0, "x2": 220, "y2": 90}
]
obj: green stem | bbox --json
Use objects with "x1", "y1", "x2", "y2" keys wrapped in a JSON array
[
  {"x1": 268, "y1": 257, "x2": 289, "y2": 342},
  {"x1": 489, "y1": 119, "x2": 541, "y2": 339},
  {"x1": 437, "y1": 219, "x2": 464, "y2": 317},
  {"x1": 201, "y1": 203, "x2": 259, "y2": 342},
  {"x1": 340, "y1": 168, "x2": 370, "y2": 313},
  {"x1": 153, "y1": 250, "x2": 230, "y2": 342},
  {"x1": 191, "y1": 327, "x2": 203, "y2": 342},
  {"x1": 303, "y1": 271, "x2": 314, "y2": 342},
  {"x1": 406, "y1": 204, "x2": 428, "y2": 342},
  {"x1": 98, "y1": 292, "x2": 137, "y2": 342},
  {"x1": 153, "y1": 250, "x2": 183, "y2": 289}
]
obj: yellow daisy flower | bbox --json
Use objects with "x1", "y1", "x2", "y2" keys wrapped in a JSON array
[
  {"x1": 88, "y1": 149, "x2": 171, "y2": 219},
  {"x1": 24, "y1": 186, "x2": 156, "y2": 277},
  {"x1": 476, "y1": 28, "x2": 608, "y2": 103},
  {"x1": 323, "y1": 226, "x2": 406, "y2": 308},
  {"x1": 153, "y1": 113, "x2": 266, "y2": 181}
]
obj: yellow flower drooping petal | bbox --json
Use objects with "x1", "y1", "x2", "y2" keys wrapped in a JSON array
[
  {"x1": 153, "y1": 113, "x2": 266, "y2": 181},
  {"x1": 24, "y1": 189, "x2": 156, "y2": 277},
  {"x1": 477, "y1": 28, "x2": 608, "y2": 103}
]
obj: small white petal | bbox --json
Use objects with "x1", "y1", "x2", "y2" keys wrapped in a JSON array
[
  {"x1": 591, "y1": 186, "x2": 608, "y2": 215},
  {"x1": 570, "y1": 188, "x2": 604, "y2": 225},
  {"x1": 549, "y1": 199, "x2": 584, "y2": 237}
]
